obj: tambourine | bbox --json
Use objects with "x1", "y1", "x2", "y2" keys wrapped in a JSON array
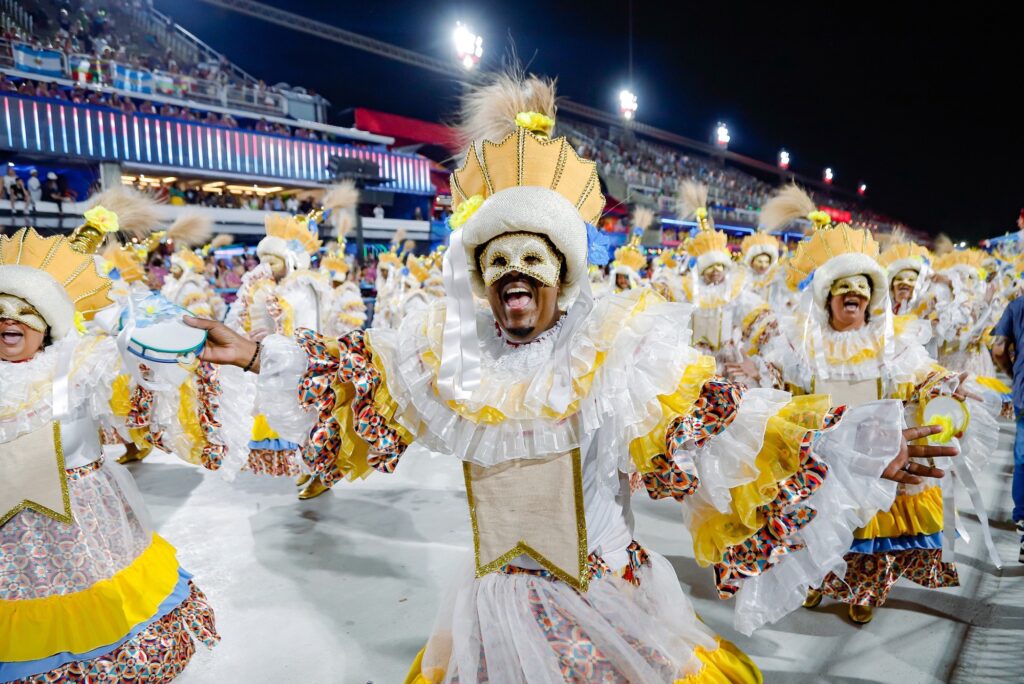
[
  {"x1": 919, "y1": 395, "x2": 970, "y2": 445},
  {"x1": 121, "y1": 295, "x2": 207, "y2": 365}
]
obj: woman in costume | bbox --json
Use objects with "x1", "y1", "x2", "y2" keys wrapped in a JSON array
[
  {"x1": 0, "y1": 207, "x2": 221, "y2": 683},
  {"x1": 743, "y1": 185, "x2": 997, "y2": 625},
  {"x1": 191, "y1": 72, "x2": 952, "y2": 682},
  {"x1": 927, "y1": 249, "x2": 1001, "y2": 378},
  {"x1": 319, "y1": 181, "x2": 368, "y2": 337},
  {"x1": 739, "y1": 228, "x2": 786, "y2": 309}
]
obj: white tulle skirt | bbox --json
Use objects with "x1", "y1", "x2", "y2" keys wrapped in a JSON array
[{"x1": 417, "y1": 550, "x2": 755, "y2": 683}]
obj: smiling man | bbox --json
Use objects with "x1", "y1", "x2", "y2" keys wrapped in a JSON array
[{"x1": 190, "y1": 73, "x2": 960, "y2": 682}]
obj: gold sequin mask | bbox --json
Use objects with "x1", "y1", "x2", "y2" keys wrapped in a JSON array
[
  {"x1": 829, "y1": 274, "x2": 872, "y2": 299},
  {"x1": 0, "y1": 294, "x2": 47, "y2": 332},
  {"x1": 480, "y1": 233, "x2": 562, "y2": 288},
  {"x1": 892, "y1": 269, "x2": 919, "y2": 289}
]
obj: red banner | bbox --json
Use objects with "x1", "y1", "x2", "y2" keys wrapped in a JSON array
[{"x1": 819, "y1": 205, "x2": 852, "y2": 223}]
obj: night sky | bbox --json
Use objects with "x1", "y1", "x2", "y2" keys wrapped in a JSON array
[{"x1": 157, "y1": 0, "x2": 1022, "y2": 241}]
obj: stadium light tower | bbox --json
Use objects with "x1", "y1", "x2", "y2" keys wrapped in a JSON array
[
  {"x1": 453, "y1": 22, "x2": 483, "y2": 69},
  {"x1": 714, "y1": 122, "x2": 730, "y2": 150},
  {"x1": 778, "y1": 149, "x2": 790, "y2": 170},
  {"x1": 619, "y1": 90, "x2": 638, "y2": 120},
  {"x1": 823, "y1": 167, "x2": 834, "y2": 184},
  {"x1": 858, "y1": 182, "x2": 867, "y2": 196}
]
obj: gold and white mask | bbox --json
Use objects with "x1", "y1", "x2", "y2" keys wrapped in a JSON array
[
  {"x1": 891, "y1": 269, "x2": 919, "y2": 289},
  {"x1": 480, "y1": 232, "x2": 562, "y2": 288},
  {"x1": 0, "y1": 294, "x2": 47, "y2": 332},
  {"x1": 830, "y1": 274, "x2": 872, "y2": 299}
]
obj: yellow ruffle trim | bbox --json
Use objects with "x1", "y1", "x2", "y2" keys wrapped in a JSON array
[
  {"x1": 175, "y1": 377, "x2": 205, "y2": 466},
  {"x1": 628, "y1": 355, "x2": 718, "y2": 474},
  {"x1": 419, "y1": 289, "x2": 666, "y2": 424},
  {"x1": 403, "y1": 638, "x2": 762, "y2": 684},
  {"x1": 854, "y1": 485, "x2": 944, "y2": 539},
  {"x1": 976, "y1": 375, "x2": 1011, "y2": 394},
  {"x1": 251, "y1": 413, "x2": 282, "y2": 441},
  {"x1": 691, "y1": 394, "x2": 833, "y2": 567},
  {"x1": 677, "y1": 638, "x2": 763, "y2": 684},
  {"x1": 0, "y1": 533, "x2": 181, "y2": 661},
  {"x1": 110, "y1": 373, "x2": 132, "y2": 417}
]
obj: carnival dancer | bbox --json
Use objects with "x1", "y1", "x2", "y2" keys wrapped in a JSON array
[
  {"x1": 744, "y1": 184, "x2": 998, "y2": 625},
  {"x1": 319, "y1": 181, "x2": 368, "y2": 337},
  {"x1": 224, "y1": 211, "x2": 332, "y2": 498},
  {"x1": 677, "y1": 181, "x2": 780, "y2": 381},
  {"x1": 161, "y1": 214, "x2": 222, "y2": 320},
  {"x1": 877, "y1": 233, "x2": 932, "y2": 316},
  {"x1": 371, "y1": 232, "x2": 409, "y2": 329},
  {"x1": 739, "y1": 226, "x2": 784, "y2": 308},
  {"x1": 189, "y1": 71, "x2": 955, "y2": 682},
  {"x1": 0, "y1": 208, "x2": 222, "y2": 683},
  {"x1": 609, "y1": 207, "x2": 654, "y2": 291},
  {"x1": 929, "y1": 249, "x2": 1000, "y2": 378}
]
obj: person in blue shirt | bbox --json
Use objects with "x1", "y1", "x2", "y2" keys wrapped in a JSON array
[{"x1": 992, "y1": 298, "x2": 1024, "y2": 561}]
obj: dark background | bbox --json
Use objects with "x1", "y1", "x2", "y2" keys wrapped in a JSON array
[{"x1": 157, "y1": 0, "x2": 1022, "y2": 241}]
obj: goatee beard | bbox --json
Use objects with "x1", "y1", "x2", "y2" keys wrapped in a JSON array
[{"x1": 505, "y1": 326, "x2": 534, "y2": 339}]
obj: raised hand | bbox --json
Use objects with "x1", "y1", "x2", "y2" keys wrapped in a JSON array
[{"x1": 882, "y1": 424, "x2": 958, "y2": 485}]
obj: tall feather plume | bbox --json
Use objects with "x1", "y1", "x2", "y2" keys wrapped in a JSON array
[
  {"x1": 390, "y1": 226, "x2": 407, "y2": 247},
  {"x1": 933, "y1": 232, "x2": 954, "y2": 255},
  {"x1": 759, "y1": 184, "x2": 818, "y2": 233},
  {"x1": 454, "y1": 69, "x2": 557, "y2": 156},
  {"x1": 208, "y1": 233, "x2": 234, "y2": 250},
  {"x1": 322, "y1": 180, "x2": 360, "y2": 238},
  {"x1": 87, "y1": 186, "x2": 161, "y2": 239},
  {"x1": 632, "y1": 206, "x2": 655, "y2": 232},
  {"x1": 167, "y1": 212, "x2": 214, "y2": 247},
  {"x1": 675, "y1": 180, "x2": 709, "y2": 220}
]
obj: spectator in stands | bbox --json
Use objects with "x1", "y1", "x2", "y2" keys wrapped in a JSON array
[
  {"x1": 222, "y1": 113, "x2": 238, "y2": 128},
  {"x1": 285, "y1": 195, "x2": 299, "y2": 213},
  {"x1": 121, "y1": 96, "x2": 137, "y2": 114},
  {"x1": 204, "y1": 111, "x2": 221, "y2": 125},
  {"x1": 0, "y1": 74, "x2": 15, "y2": 92},
  {"x1": 169, "y1": 183, "x2": 186, "y2": 206},
  {"x1": 255, "y1": 118, "x2": 271, "y2": 133},
  {"x1": 4, "y1": 167, "x2": 27, "y2": 213},
  {"x1": 159, "y1": 103, "x2": 177, "y2": 117},
  {"x1": 373, "y1": 205, "x2": 385, "y2": 219},
  {"x1": 139, "y1": 100, "x2": 156, "y2": 115},
  {"x1": 42, "y1": 172, "x2": 64, "y2": 212},
  {"x1": 27, "y1": 169, "x2": 42, "y2": 205},
  {"x1": 17, "y1": 81, "x2": 34, "y2": 96}
]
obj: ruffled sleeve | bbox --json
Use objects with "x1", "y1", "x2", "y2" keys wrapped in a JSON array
[
  {"x1": 640, "y1": 376, "x2": 903, "y2": 635},
  {"x1": 253, "y1": 329, "x2": 412, "y2": 487}
]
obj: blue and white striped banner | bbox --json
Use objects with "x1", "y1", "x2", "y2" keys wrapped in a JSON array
[
  {"x1": 113, "y1": 64, "x2": 153, "y2": 94},
  {"x1": 12, "y1": 43, "x2": 65, "y2": 78}
]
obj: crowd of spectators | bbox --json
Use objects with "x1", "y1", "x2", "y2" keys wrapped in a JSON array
[
  {"x1": 562, "y1": 119, "x2": 895, "y2": 230},
  {"x1": 0, "y1": 165, "x2": 76, "y2": 213},
  {"x1": 0, "y1": 72, "x2": 327, "y2": 140}
]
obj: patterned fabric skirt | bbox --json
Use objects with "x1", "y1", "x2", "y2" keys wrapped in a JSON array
[
  {"x1": 8, "y1": 582, "x2": 218, "y2": 684},
  {"x1": 820, "y1": 549, "x2": 959, "y2": 607},
  {"x1": 1, "y1": 458, "x2": 219, "y2": 682},
  {"x1": 244, "y1": 447, "x2": 302, "y2": 477},
  {"x1": 407, "y1": 543, "x2": 762, "y2": 683}
]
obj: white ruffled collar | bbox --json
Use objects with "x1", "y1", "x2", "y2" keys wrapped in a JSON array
[{"x1": 480, "y1": 312, "x2": 567, "y2": 379}]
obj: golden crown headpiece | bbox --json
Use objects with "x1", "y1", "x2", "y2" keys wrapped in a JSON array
[
  {"x1": 741, "y1": 232, "x2": 780, "y2": 259},
  {"x1": 878, "y1": 242, "x2": 931, "y2": 272},
  {"x1": 0, "y1": 225, "x2": 112, "y2": 318},
  {"x1": 172, "y1": 248, "x2": 205, "y2": 272},
  {"x1": 407, "y1": 253, "x2": 430, "y2": 283},
  {"x1": 932, "y1": 248, "x2": 986, "y2": 273},
  {"x1": 654, "y1": 249, "x2": 678, "y2": 270},
  {"x1": 264, "y1": 212, "x2": 322, "y2": 255},
  {"x1": 685, "y1": 228, "x2": 729, "y2": 260},
  {"x1": 378, "y1": 244, "x2": 403, "y2": 269},
  {"x1": 784, "y1": 223, "x2": 880, "y2": 292},
  {"x1": 320, "y1": 251, "x2": 350, "y2": 277},
  {"x1": 100, "y1": 242, "x2": 147, "y2": 283},
  {"x1": 450, "y1": 126, "x2": 604, "y2": 225},
  {"x1": 613, "y1": 235, "x2": 647, "y2": 273}
]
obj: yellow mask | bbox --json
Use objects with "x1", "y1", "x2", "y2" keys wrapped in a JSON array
[
  {"x1": 891, "y1": 269, "x2": 919, "y2": 290},
  {"x1": 829, "y1": 274, "x2": 871, "y2": 299},
  {"x1": 0, "y1": 294, "x2": 47, "y2": 333},
  {"x1": 480, "y1": 232, "x2": 562, "y2": 288}
]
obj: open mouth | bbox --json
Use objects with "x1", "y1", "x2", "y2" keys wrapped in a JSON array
[
  {"x1": 0, "y1": 327, "x2": 25, "y2": 345},
  {"x1": 842, "y1": 295, "x2": 865, "y2": 313},
  {"x1": 500, "y1": 278, "x2": 537, "y2": 312}
]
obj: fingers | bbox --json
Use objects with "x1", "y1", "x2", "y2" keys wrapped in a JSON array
[
  {"x1": 902, "y1": 424, "x2": 942, "y2": 442},
  {"x1": 905, "y1": 462, "x2": 945, "y2": 479},
  {"x1": 184, "y1": 315, "x2": 218, "y2": 330},
  {"x1": 908, "y1": 444, "x2": 959, "y2": 458}
]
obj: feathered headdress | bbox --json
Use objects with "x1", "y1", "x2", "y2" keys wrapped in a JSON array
[
  {"x1": 878, "y1": 230, "x2": 931, "y2": 281},
  {"x1": 167, "y1": 212, "x2": 213, "y2": 248},
  {"x1": 257, "y1": 212, "x2": 323, "y2": 273},
  {"x1": 322, "y1": 180, "x2": 360, "y2": 239},
  {"x1": 676, "y1": 180, "x2": 729, "y2": 273}
]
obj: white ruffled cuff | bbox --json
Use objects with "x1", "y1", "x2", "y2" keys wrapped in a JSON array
[
  {"x1": 730, "y1": 400, "x2": 901, "y2": 635},
  {"x1": 254, "y1": 334, "x2": 317, "y2": 444}
]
